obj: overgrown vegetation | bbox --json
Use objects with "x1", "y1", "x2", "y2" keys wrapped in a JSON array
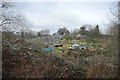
[{"x1": 1, "y1": 1, "x2": 119, "y2": 79}]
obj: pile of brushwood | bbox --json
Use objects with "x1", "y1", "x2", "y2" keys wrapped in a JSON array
[{"x1": 2, "y1": 39, "x2": 86, "y2": 78}]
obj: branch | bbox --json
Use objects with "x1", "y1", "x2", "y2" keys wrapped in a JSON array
[
  {"x1": 1, "y1": 2, "x2": 7, "y2": 8},
  {"x1": 0, "y1": 19, "x2": 11, "y2": 26},
  {"x1": 110, "y1": 8, "x2": 118, "y2": 17}
]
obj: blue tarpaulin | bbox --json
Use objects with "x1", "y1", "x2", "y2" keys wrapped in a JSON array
[{"x1": 41, "y1": 48, "x2": 53, "y2": 53}]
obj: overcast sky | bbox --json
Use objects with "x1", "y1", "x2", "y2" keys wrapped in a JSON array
[{"x1": 15, "y1": 1, "x2": 115, "y2": 34}]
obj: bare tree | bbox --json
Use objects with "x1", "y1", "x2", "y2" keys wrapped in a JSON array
[
  {"x1": 38, "y1": 29, "x2": 50, "y2": 36},
  {"x1": 109, "y1": 2, "x2": 119, "y2": 24},
  {"x1": 1, "y1": 1, "x2": 31, "y2": 32},
  {"x1": 57, "y1": 27, "x2": 69, "y2": 36},
  {"x1": 0, "y1": 1, "x2": 14, "y2": 31},
  {"x1": 107, "y1": 1, "x2": 119, "y2": 36}
]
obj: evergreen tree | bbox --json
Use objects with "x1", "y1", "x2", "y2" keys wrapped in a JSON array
[
  {"x1": 80, "y1": 26, "x2": 86, "y2": 35},
  {"x1": 21, "y1": 31, "x2": 24, "y2": 39},
  {"x1": 94, "y1": 24, "x2": 100, "y2": 37},
  {"x1": 37, "y1": 32, "x2": 41, "y2": 37}
]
